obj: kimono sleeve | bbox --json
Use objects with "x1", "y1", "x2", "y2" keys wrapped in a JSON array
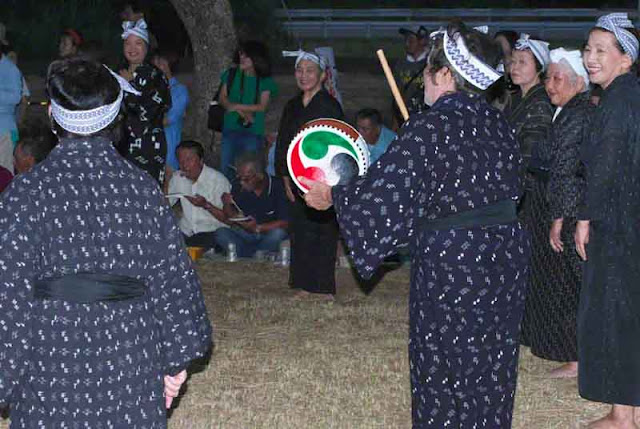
[
  {"x1": 149, "y1": 192, "x2": 212, "y2": 375},
  {"x1": 547, "y1": 105, "x2": 591, "y2": 220},
  {"x1": 128, "y1": 66, "x2": 171, "y2": 133},
  {"x1": 0, "y1": 182, "x2": 39, "y2": 406},
  {"x1": 332, "y1": 119, "x2": 429, "y2": 279},
  {"x1": 578, "y1": 100, "x2": 630, "y2": 222}
]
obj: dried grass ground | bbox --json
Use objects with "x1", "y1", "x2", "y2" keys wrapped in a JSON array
[
  {"x1": 0, "y1": 260, "x2": 611, "y2": 428},
  {"x1": 168, "y1": 260, "x2": 609, "y2": 429}
]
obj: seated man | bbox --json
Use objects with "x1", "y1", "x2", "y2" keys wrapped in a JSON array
[
  {"x1": 168, "y1": 140, "x2": 230, "y2": 249},
  {"x1": 14, "y1": 132, "x2": 55, "y2": 174},
  {"x1": 355, "y1": 108, "x2": 396, "y2": 164},
  {"x1": 218, "y1": 152, "x2": 288, "y2": 258}
]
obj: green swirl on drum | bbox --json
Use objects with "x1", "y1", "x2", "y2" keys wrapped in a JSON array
[{"x1": 301, "y1": 131, "x2": 358, "y2": 160}]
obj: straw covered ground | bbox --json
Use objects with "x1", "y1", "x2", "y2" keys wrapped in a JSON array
[{"x1": 0, "y1": 260, "x2": 612, "y2": 428}]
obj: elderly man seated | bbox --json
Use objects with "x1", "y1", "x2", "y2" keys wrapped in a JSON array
[
  {"x1": 217, "y1": 152, "x2": 288, "y2": 258},
  {"x1": 355, "y1": 108, "x2": 396, "y2": 164},
  {"x1": 168, "y1": 140, "x2": 231, "y2": 249}
]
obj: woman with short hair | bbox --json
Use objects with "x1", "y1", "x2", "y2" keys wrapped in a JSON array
[
  {"x1": 519, "y1": 47, "x2": 593, "y2": 378},
  {"x1": 119, "y1": 18, "x2": 170, "y2": 185},
  {"x1": 0, "y1": 57, "x2": 212, "y2": 428},
  {"x1": 575, "y1": 12, "x2": 640, "y2": 428},
  {"x1": 302, "y1": 22, "x2": 529, "y2": 426}
]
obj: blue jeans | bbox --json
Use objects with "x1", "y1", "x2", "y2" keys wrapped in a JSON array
[
  {"x1": 214, "y1": 227, "x2": 287, "y2": 258},
  {"x1": 221, "y1": 129, "x2": 264, "y2": 181}
]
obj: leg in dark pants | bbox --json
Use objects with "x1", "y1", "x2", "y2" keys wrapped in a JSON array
[
  {"x1": 183, "y1": 231, "x2": 218, "y2": 250},
  {"x1": 290, "y1": 196, "x2": 338, "y2": 295}
]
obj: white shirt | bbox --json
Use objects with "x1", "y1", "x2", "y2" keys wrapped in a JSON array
[{"x1": 168, "y1": 165, "x2": 231, "y2": 236}]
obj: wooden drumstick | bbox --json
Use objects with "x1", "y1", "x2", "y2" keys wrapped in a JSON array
[{"x1": 376, "y1": 49, "x2": 410, "y2": 122}]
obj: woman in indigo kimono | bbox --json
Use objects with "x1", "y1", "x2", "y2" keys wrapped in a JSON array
[
  {"x1": 575, "y1": 13, "x2": 640, "y2": 428},
  {"x1": 303, "y1": 22, "x2": 529, "y2": 428},
  {"x1": 0, "y1": 58, "x2": 212, "y2": 428},
  {"x1": 519, "y1": 48, "x2": 592, "y2": 379},
  {"x1": 119, "y1": 18, "x2": 171, "y2": 185}
]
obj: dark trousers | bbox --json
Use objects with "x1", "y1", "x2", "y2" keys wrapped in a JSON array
[
  {"x1": 290, "y1": 196, "x2": 338, "y2": 294},
  {"x1": 183, "y1": 231, "x2": 218, "y2": 250}
]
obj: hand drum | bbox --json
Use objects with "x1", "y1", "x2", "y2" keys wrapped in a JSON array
[{"x1": 287, "y1": 118, "x2": 370, "y2": 193}]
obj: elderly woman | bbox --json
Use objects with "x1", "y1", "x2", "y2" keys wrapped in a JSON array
[
  {"x1": 519, "y1": 48, "x2": 593, "y2": 379},
  {"x1": 0, "y1": 58, "x2": 212, "y2": 427},
  {"x1": 119, "y1": 18, "x2": 170, "y2": 185},
  {"x1": 504, "y1": 35, "x2": 553, "y2": 177},
  {"x1": 303, "y1": 22, "x2": 529, "y2": 427},
  {"x1": 274, "y1": 52, "x2": 343, "y2": 300},
  {"x1": 575, "y1": 13, "x2": 640, "y2": 428}
]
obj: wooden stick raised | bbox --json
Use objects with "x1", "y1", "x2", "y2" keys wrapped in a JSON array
[{"x1": 376, "y1": 49, "x2": 409, "y2": 122}]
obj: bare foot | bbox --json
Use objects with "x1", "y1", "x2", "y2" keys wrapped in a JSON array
[
  {"x1": 548, "y1": 362, "x2": 578, "y2": 379},
  {"x1": 588, "y1": 409, "x2": 637, "y2": 429},
  {"x1": 291, "y1": 290, "x2": 311, "y2": 301}
]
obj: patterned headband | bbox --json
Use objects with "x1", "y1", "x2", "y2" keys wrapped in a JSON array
[
  {"x1": 51, "y1": 66, "x2": 141, "y2": 135},
  {"x1": 430, "y1": 29, "x2": 502, "y2": 90},
  {"x1": 282, "y1": 50, "x2": 327, "y2": 70},
  {"x1": 515, "y1": 34, "x2": 551, "y2": 71},
  {"x1": 122, "y1": 19, "x2": 149, "y2": 44},
  {"x1": 595, "y1": 13, "x2": 639, "y2": 62}
]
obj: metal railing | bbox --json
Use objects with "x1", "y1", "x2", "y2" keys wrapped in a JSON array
[{"x1": 275, "y1": 8, "x2": 638, "y2": 39}]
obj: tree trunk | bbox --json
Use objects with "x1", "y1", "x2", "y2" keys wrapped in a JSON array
[{"x1": 168, "y1": 0, "x2": 236, "y2": 166}]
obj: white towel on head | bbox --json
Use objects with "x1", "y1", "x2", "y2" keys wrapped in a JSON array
[{"x1": 549, "y1": 48, "x2": 590, "y2": 88}]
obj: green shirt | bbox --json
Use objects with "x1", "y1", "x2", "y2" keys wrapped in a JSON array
[{"x1": 222, "y1": 68, "x2": 278, "y2": 136}]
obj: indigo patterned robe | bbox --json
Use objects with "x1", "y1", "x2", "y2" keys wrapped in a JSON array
[
  {"x1": 0, "y1": 137, "x2": 212, "y2": 428},
  {"x1": 333, "y1": 92, "x2": 530, "y2": 428}
]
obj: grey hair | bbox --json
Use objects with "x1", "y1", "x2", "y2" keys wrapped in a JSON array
[{"x1": 551, "y1": 59, "x2": 589, "y2": 93}]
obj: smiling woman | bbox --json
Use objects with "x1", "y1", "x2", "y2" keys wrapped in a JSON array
[
  {"x1": 574, "y1": 12, "x2": 640, "y2": 428},
  {"x1": 119, "y1": 18, "x2": 171, "y2": 185}
]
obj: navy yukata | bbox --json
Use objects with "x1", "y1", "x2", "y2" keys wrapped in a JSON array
[
  {"x1": 332, "y1": 92, "x2": 530, "y2": 428},
  {"x1": 0, "y1": 137, "x2": 212, "y2": 428}
]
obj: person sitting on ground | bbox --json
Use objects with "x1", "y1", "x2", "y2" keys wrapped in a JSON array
[
  {"x1": 14, "y1": 133, "x2": 55, "y2": 174},
  {"x1": 218, "y1": 152, "x2": 289, "y2": 258},
  {"x1": 168, "y1": 140, "x2": 231, "y2": 250},
  {"x1": 355, "y1": 108, "x2": 396, "y2": 164},
  {"x1": 151, "y1": 50, "x2": 189, "y2": 179}
]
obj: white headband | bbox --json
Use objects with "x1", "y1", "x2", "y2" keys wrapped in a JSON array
[
  {"x1": 549, "y1": 48, "x2": 590, "y2": 88},
  {"x1": 282, "y1": 50, "x2": 326, "y2": 70},
  {"x1": 51, "y1": 66, "x2": 141, "y2": 136},
  {"x1": 515, "y1": 34, "x2": 551, "y2": 71},
  {"x1": 596, "y1": 13, "x2": 639, "y2": 62},
  {"x1": 122, "y1": 19, "x2": 149, "y2": 44},
  {"x1": 430, "y1": 29, "x2": 502, "y2": 90}
]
